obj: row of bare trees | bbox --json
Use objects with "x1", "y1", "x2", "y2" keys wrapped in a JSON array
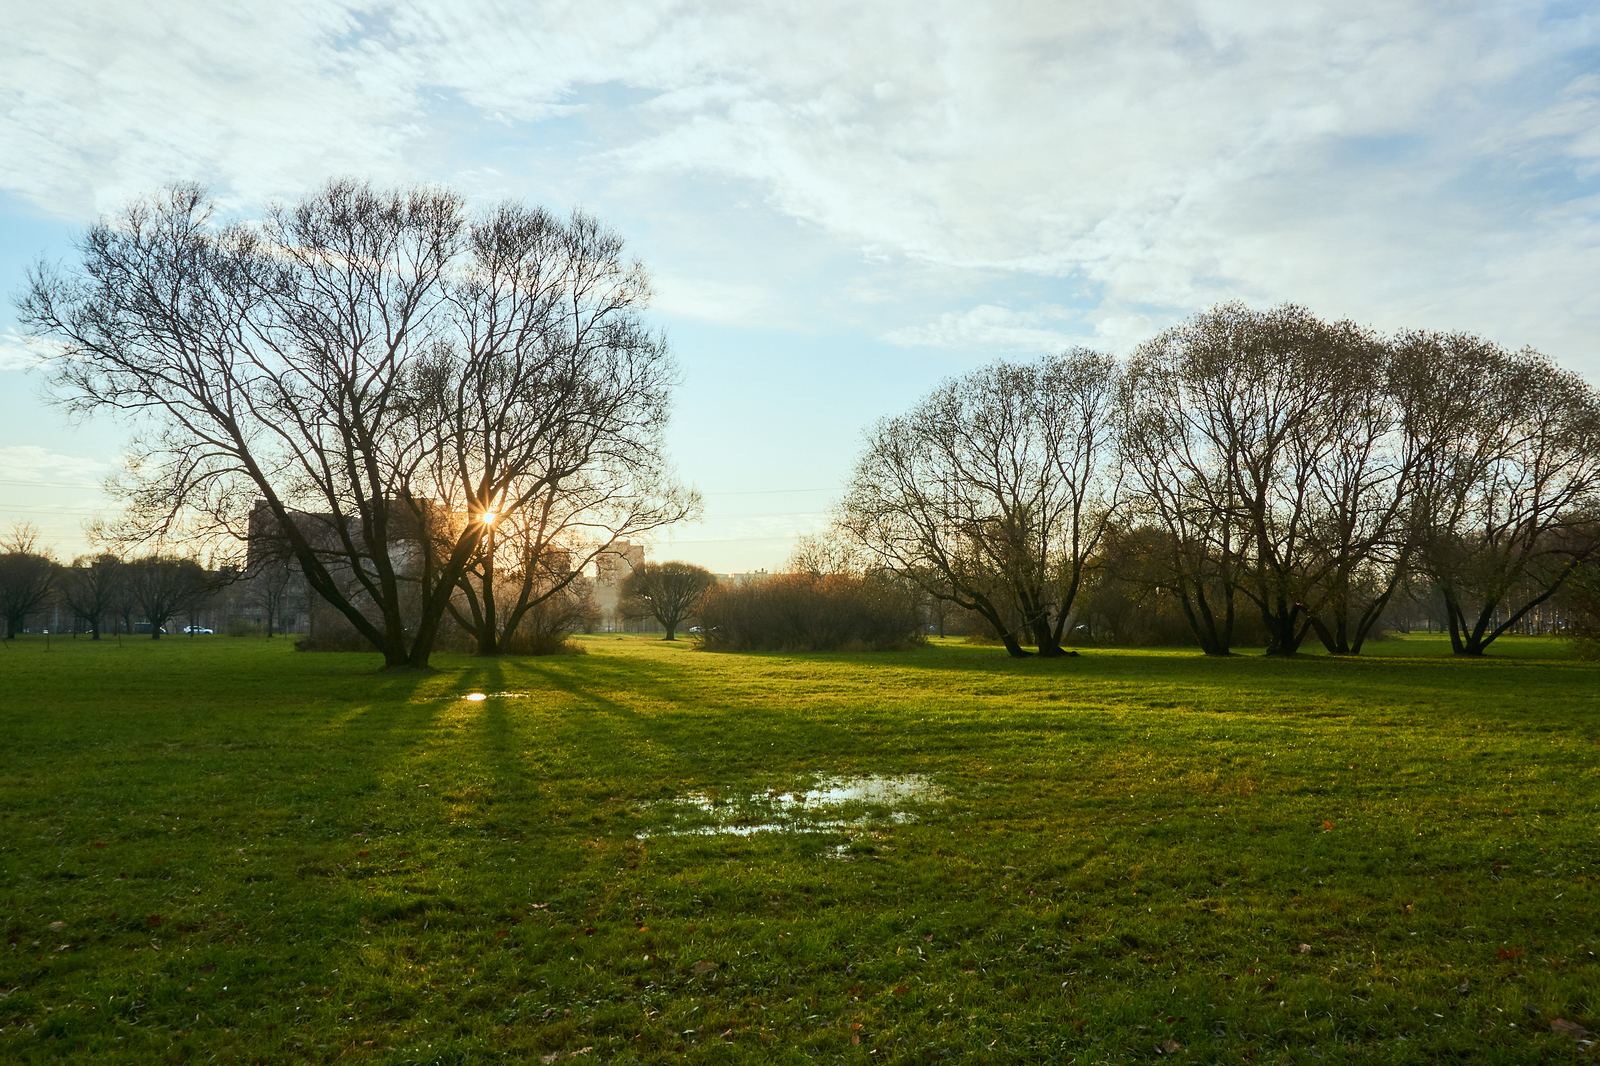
[
  {"x1": 842, "y1": 304, "x2": 1600, "y2": 657},
  {"x1": 20, "y1": 181, "x2": 697, "y2": 667},
  {"x1": 0, "y1": 525, "x2": 228, "y2": 639}
]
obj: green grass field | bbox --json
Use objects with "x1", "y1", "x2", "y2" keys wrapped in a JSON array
[{"x1": 1, "y1": 633, "x2": 1597, "y2": 1064}]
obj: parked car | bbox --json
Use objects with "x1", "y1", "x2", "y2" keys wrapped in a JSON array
[{"x1": 182, "y1": 625, "x2": 214, "y2": 634}]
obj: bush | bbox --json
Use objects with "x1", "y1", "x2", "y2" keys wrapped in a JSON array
[
  {"x1": 294, "y1": 605, "x2": 371, "y2": 652},
  {"x1": 500, "y1": 629, "x2": 587, "y2": 655},
  {"x1": 294, "y1": 629, "x2": 371, "y2": 652},
  {"x1": 226, "y1": 617, "x2": 263, "y2": 637},
  {"x1": 696, "y1": 571, "x2": 922, "y2": 652}
]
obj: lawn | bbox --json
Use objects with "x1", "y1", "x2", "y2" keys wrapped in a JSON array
[{"x1": 1, "y1": 633, "x2": 1596, "y2": 1064}]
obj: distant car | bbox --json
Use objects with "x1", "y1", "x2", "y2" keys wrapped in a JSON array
[{"x1": 182, "y1": 625, "x2": 213, "y2": 634}]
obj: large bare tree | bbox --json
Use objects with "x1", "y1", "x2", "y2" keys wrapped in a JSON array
[
  {"x1": 1402, "y1": 334, "x2": 1600, "y2": 654},
  {"x1": 841, "y1": 350, "x2": 1121, "y2": 658},
  {"x1": 1124, "y1": 304, "x2": 1401, "y2": 655},
  {"x1": 21, "y1": 182, "x2": 691, "y2": 668},
  {"x1": 407, "y1": 204, "x2": 698, "y2": 655}
]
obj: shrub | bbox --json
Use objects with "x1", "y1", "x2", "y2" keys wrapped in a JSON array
[
  {"x1": 294, "y1": 605, "x2": 371, "y2": 652},
  {"x1": 294, "y1": 629, "x2": 371, "y2": 653},
  {"x1": 696, "y1": 570, "x2": 922, "y2": 652}
]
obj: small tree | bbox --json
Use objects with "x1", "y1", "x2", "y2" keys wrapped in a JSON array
[
  {"x1": 125, "y1": 555, "x2": 209, "y2": 638},
  {"x1": 63, "y1": 553, "x2": 123, "y2": 639},
  {"x1": 0, "y1": 524, "x2": 59, "y2": 639},
  {"x1": 620, "y1": 561, "x2": 714, "y2": 640}
]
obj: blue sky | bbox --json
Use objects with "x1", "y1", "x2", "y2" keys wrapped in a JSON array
[{"x1": 3, "y1": 0, "x2": 1599, "y2": 569}]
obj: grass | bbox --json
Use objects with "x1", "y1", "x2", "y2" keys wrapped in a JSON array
[{"x1": 0, "y1": 632, "x2": 1597, "y2": 1064}]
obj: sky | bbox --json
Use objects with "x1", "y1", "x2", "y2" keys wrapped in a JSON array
[{"x1": 2, "y1": 0, "x2": 1598, "y2": 571}]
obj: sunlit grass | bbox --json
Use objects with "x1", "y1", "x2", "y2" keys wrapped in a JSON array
[{"x1": 1, "y1": 632, "x2": 1596, "y2": 1063}]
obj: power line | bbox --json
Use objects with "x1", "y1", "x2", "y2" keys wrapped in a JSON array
[
  {"x1": 664, "y1": 534, "x2": 810, "y2": 545},
  {"x1": 0, "y1": 505, "x2": 106, "y2": 516},
  {"x1": 700, "y1": 487, "x2": 839, "y2": 496},
  {"x1": 0, "y1": 478, "x2": 104, "y2": 489}
]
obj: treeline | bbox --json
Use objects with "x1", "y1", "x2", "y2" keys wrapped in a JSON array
[
  {"x1": 0, "y1": 527, "x2": 240, "y2": 639},
  {"x1": 0, "y1": 522, "x2": 607, "y2": 652},
  {"x1": 842, "y1": 304, "x2": 1600, "y2": 657}
]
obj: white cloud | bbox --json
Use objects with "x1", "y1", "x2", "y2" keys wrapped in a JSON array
[
  {"x1": 2, "y1": 0, "x2": 1598, "y2": 363},
  {"x1": 651, "y1": 274, "x2": 776, "y2": 326},
  {"x1": 882, "y1": 304, "x2": 1086, "y2": 352},
  {"x1": 0, "y1": 330, "x2": 44, "y2": 370},
  {"x1": 0, "y1": 445, "x2": 111, "y2": 485}
]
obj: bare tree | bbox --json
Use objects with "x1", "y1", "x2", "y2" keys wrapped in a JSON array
[
  {"x1": 21, "y1": 181, "x2": 691, "y2": 669},
  {"x1": 124, "y1": 555, "x2": 208, "y2": 638},
  {"x1": 1118, "y1": 367, "x2": 1243, "y2": 656},
  {"x1": 620, "y1": 561, "x2": 715, "y2": 640},
  {"x1": 841, "y1": 350, "x2": 1122, "y2": 658},
  {"x1": 0, "y1": 524, "x2": 59, "y2": 639},
  {"x1": 249, "y1": 556, "x2": 297, "y2": 637},
  {"x1": 409, "y1": 203, "x2": 698, "y2": 655},
  {"x1": 1403, "y1": 335, "x2": 1600, "y2": 654},
  {"x1": 1124, "y1": 305, "x2": 1397, "y2": 655},
  {"x1": 1296, "y1": 344, "x2": 1416, "y2": 655},
  {"x1": 62, "y1": 553, "x2": 123, "y2": 639}
]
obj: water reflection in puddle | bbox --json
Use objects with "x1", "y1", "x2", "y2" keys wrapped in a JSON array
[{"x1": 639, "y1": 774, "x2": 946, "y2": 842}]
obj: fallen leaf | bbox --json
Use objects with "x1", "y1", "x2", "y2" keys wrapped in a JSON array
[
  {"x1": 893, "y1": 984, "x2": 910, "y2": 996},
  {"x1": 147, "y1": 915, "x2": 167, "y2": 927},
  {"x1": 1299, "y1": 944, "x2": 1311, "y2": 954},
  {"x1": 540, "y1": 1054, "x2": 559, "y2": 1064},
  {"x1": 55, "y1": 944, "x2": 70, "y2": 952},
  {"x1": 1498, "y1": 948, "x2": 1525, "y2": 961},
  {"x1": 1553, "y1": 1018, "x2": 1591, "y2": 1040},
  {"x1": 357, "y1": 851, "x2": 369, "y2": 858},
  {"x1": 495, "y1": 930, "x2": 509, "y2": 937},
  {"x1": 1321, "y1": 821, "x2": 1334, "y2": 832},
  {"x1": 692, "y1": 960, "x2": 717, "y2": 975},
  {"x1": 48, "y1": 922, "x2": 65, "y2": 931},
  {"x1": 1161, "y1": 1038, "x2": 1181, "y2": 1053},
  {"x1": 93, "y1": 841, "x2": 107, "y2": 848},
  {"x1": 923, "y1": 934, "x2": 934, "y2": 942}
]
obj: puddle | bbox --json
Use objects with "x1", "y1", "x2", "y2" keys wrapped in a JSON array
[{"x1": 638, "y1": 774, "x2": 946, "y2": 841}]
